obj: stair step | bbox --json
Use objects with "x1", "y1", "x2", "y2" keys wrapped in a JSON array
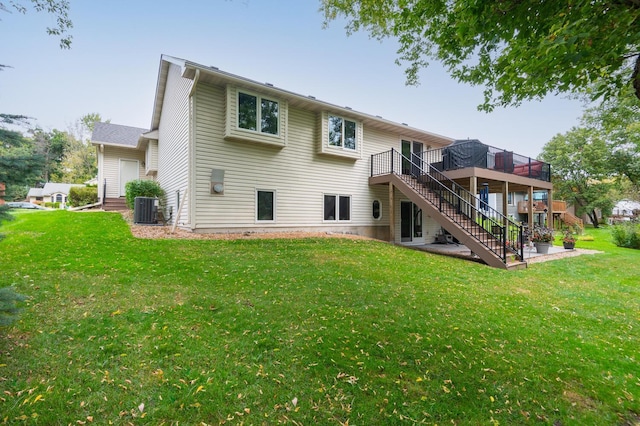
[{"x1": 103, "y1": 198, "x2": 129, "y2": 211}]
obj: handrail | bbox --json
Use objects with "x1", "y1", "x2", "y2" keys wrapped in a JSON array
[
  {"x1": 372, "y1": 149, "x2": 524, "y2": 263},
  {"x1": 420, "y1": 140, "x2": 551, "y2": 182}
]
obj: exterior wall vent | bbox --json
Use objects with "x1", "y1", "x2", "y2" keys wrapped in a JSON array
[{"x1": 134, "y1": 197, "x2": 158, "y2": 224}]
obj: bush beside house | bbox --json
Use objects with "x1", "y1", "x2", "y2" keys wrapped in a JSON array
[
  {"x1": 125, "y1": 180, "x2": 164, "y2": 210},
  {"x1": 68, "y1": 186, "x2": 98, "y2": 207}
]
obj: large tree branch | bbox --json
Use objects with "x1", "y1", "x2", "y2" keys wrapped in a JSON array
[{"x1": 632, "y1": 54, "x2": 640, "y2": 101}]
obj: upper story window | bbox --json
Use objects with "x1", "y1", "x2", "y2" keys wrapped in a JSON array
[
  {"x1": 328, "y1": 115, "x2": 356, "y2": 150},
  {"x1": 238, "y1": 92, "x2": 279, "y2": 135},
  {"x1": 225, "y1": 86, "x2": 288, "y2": 147},
  {"x1": 318, "y1": 112, "x2": 362, "y2": 160}
]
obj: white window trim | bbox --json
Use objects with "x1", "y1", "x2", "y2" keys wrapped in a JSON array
[
  {"x1": 323, "y1": 193, "x2": 352, "y2": 222},
  {"x1": 225, "y1": 85, "x2": 288, "y2": 147},
  {"x1": 256, "y1": 189, "x2": 276, "y2": 223},
  {"x1": 237, "y1": 90, "x2": 280, "y2": 136},
  {"x1": 327, "y1": 114, "x2": 357, "y2": 151},
  {"x1": 318, "y1": 112, "x2": 362, "y2": 160}
]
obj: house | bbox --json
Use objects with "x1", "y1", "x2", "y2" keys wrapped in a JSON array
[
  {"x1": 505, "y1": 191, "x2": 583, "y2": 230},
  {"x1": 0, "y1": 182, "x2": 5, "y2": 205},
  {"x1": 609, "y1": 199, "x2": 640, "y2": 223},
  {"x1": 27, "y1": 183, "x2": 84, "y2": 208},
  {"x1": 92, "y1": 55, "x2": 557, "y2": 269}
]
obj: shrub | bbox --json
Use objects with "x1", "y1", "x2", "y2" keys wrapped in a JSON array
[
  {"x1": 68, "y1": 186, "x2": 98, "y2": 207},
  {"x1": 0, "y1": 287, "x2": 26, "y2": 327},
  {"x1": 531, "y1": 226, "x2": 554, "y2": 243},
  {"x1": 44, "y1": 202, "x2": 61, "y2": 209},
  {"x1": 611, "y1": 222, "x2": 640, "y2": 249},
  {"x1": 125, "y1": 180, "x2": 164, "y2": 210},
  {"x1": 0, "y1": 204, "x2": 12, "y2": 226}
]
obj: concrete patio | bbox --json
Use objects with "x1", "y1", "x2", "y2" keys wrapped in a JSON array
[{"x1": 410, "y1": 242, "x2": 602, "y2": 266}]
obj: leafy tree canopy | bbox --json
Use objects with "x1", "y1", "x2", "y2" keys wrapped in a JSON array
[
  {"x1": 540, "y1": 127, "x2": 615, "y2": 227},
  {"x1": 0, "y1": 0, "x2": 72, "y2": 49},
  {"x1": 321, "y1": 0, "x2": 640, "y2": 111},
  {"x1": 580, "y1": 87, "x2": 640, "y2": 185}
]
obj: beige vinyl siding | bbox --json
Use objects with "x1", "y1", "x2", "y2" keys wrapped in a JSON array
[
  {"x1": 156, "y1": 63, "x2": 193, "y2": 226},
  {"x1": 145, "y1": 140, "x2": 158, "y2": 175},
  {"x1": 102, "y1": 146, "x2": 147, "y2": 198},
  {"x1": 191, "y1": 81, "x2": 416, "y2": 233}
]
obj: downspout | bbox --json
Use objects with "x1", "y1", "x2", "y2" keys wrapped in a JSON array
[
  {"x1": 189, "y1": 68, "x2": 200, "y2": 97},
  {"x1": 187, "y1": 68, "x2": 200, "y2": 230}
]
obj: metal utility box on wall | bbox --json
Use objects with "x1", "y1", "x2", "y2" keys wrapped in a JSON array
[
  {"x1": 210, "y1": 168, "x2": 225, "y2": 195},
  {"x1": 134, "y1": 197, "x2": 158, "y2": 224}
]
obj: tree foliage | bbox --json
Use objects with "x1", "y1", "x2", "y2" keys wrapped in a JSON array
[
  {"x1": 0, "y1": 129, "x2": 45, "y2": 190},
  {"x1": 31, "y1": 128, "x2": 67, "y2": 182},
  {"x1": 321, "y1": 0, "x2": 640, "y2": 111},
  {"x1": 0, "y1": 118, "x2": 100, "y2": 199},
  {"x1": 0, "y1": 0, "x2": 72, "y2": 49},
  {"x1": 581, "y1": 88, "x2": 640, "y2": 185},
  {"x1": 67, "y1": 186, "x2": 97, "y2": 207},
  {"x1": 540, "y1": 128, "x2": 615, "y2": 227}
]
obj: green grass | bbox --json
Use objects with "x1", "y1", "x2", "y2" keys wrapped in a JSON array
[{"x1": 1, "y1": 211, "x2": 639, "y2": 425}]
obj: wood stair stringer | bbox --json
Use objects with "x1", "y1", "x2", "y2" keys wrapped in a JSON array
[{"x1": 386, "y1": 173, "x2": 510, "y2": 269}]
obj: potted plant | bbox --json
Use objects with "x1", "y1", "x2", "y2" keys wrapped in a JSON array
[
  {"x1": 531, "y1": 226, "x2": 554, "y2": 254},
  {"x1": 562, "y1": 230, "x2": 576, "y2": 249}
]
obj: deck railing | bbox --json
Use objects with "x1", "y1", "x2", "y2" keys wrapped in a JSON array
[
  {"x1": 372, "y1": 149, "x2": 524, "y2": 263},
  {"x1": 420, "y1": 140, "x2": 551, "y2": 182}
]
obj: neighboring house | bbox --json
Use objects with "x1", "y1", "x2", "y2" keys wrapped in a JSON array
[
  {"x1": 92, "y1": 123, "x2": 155, "y2": 211},
  {"x1": 505, "y1": 191, "x2": 583, "y2": 230},
  {"x1": 609, "y1": 199, "x2": 640, "y2": 223},
  {"x1": 92, "y1": 55, "x2": 555, "y2": 269},
  {"x1": 0, "y1": 182, "x2": 5, "y2": 205},
  {"x1": 27, "y1": 183, "x2": 84, "y2": 208}
]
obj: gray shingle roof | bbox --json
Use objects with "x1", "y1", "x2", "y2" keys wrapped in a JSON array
[
  {"x1": 27, "y1": 183, "x2": 83, "y2": 197},
  {"x1": 27, "y1": 188, "x2": 44, "y2": 197},
  {"x1": 91, "y1": 122, "x2": 148, "y2": 147}
]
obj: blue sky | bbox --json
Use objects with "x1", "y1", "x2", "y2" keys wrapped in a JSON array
[{"x1": 0, "y1": 0, "x2": 585, "y2": 158}]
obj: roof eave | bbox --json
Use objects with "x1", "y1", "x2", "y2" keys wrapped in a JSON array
[
  {"x1": 179, "y1": 59, "x2": 453, "y2": 145},
  {"x1": 147, "y1": 55, "x2": 452, "y2": 145}
]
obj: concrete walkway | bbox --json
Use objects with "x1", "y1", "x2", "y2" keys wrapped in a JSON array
[{"x1": 410, "y1": 242, "x2": 602, "y2": 265}]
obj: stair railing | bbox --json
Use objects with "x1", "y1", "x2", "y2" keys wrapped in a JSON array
[{"x1": 372, "y1": 148, "x2": 524, "y2": 263}]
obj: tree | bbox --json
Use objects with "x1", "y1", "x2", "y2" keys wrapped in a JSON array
[
  {"x1": 59, "y1": 113, "x2": 103, "y2": 183},
  {"x1": 580, "y1": 88, "x2": 640, "y2": 186},
  {"x1": 321, "y1": 1, "x2": 640, "y2": 111},
  {"x1": 58, "y1": 135, "x2": 96, "y2": 183},
  {"x1": 0, "y1": 129, "x2": 45, "y2": 199},
  {"x1": 30, "y1": 128, "x2": 67, "y2": 182},
  {"x1": 0, "y1": 0, "x2": 72, "y2": 50},
  {"x1": 539, "y1": 128, "x2": 615, "y2": 227}
]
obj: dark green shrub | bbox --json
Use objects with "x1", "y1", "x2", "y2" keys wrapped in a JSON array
[
  {"x1": 68, "y1": 186, "x2": 98, "y2": 207},
  {"x1": 0, "y1": 204, "x2": 13, "y2": 241},
  {"x1": 611, "y1": 222, "x2": 640, "y2": 249},
  {"x1": 0, "y1": 287, "x2": 26, "y2": 326},
  {"x1": 0, "y1": 204, "x2": 12, "y2": 225},
  {"x1": 125, "y1": 180, "x2": 164, "y2": 209}
]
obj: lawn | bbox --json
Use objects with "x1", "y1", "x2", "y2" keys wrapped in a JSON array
[{"x1": 0, "y1": 211, "x2": 638, "y2": 425}]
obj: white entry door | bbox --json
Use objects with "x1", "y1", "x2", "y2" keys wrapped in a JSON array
[{"x1": 119, "y1": 159, "x2": 139, "y2": 196}]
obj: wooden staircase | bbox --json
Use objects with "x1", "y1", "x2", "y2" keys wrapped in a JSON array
[
  {"x1": 375, "y1": 173, "x2": 525, "y2": 269},
  {"x1": 370, "y1": 148, "x2": 527, "y2": 270},
  {"x1": 552, "y1": 201, "x2": 584, "y2": 229},
  {"x1": 103, "y1": 197, "x2": 129, "y2": 212}
]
